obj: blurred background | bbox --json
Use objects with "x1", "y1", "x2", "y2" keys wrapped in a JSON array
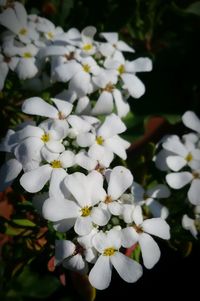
[{"x1": 0, "y1": 0, "x2": 200, "y2": 300}]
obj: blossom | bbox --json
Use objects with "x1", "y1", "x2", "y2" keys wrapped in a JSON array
[
  {"x1": 89, "y1": 228, "x2": 143, "y2": 290},
  {"x1": 121, "y1": 206, "x2": 170, "y2": 269}
]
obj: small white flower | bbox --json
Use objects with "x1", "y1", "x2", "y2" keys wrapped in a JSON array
[
  {"x1": 89, "y1": 228, "x2": 143, "y2": 290},
  {"x1": 121, "y1": 206, "x2": 170, "y2": 269}
]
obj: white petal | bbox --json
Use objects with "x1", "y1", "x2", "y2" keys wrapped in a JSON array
[
  {"x1": 121, "y1": 73, "x2": 145, "y2": 98},
  {"x1": 55, "y1": 60, "x2": 80, "y2": 82},
  {"x1": 154, "y1": 149, "x2": 171, "y2": 171},
  {"x1": 162, "y1": 135, "x2": 187, "y2": 157},
  {"x1": 20, "y1": 164, "x2": 52, "y2": 193},
  {"x1": 88, "y1": 144, "x2": 114, "y2": 167},
  {"x1": 188, "y1": 179, "x2": 200, "y2": 205},
  {"x1": 16, "y1": 125, "x2": 43, "y2": 140},
  {"x1": 55, "y1": 240, "x2": 75, "y2": 265},
  {"x1": 132, "y1": 205, "x2": 143, "y2": 225},
  {"x1": 98, "y1": 113, "x2": 126, "y2": 139},
  {"x1": 182, "y1": 111, "x2": 200, "y2": 133},
  {"x1": 146, "y1": 199, "x2": 169, "y2": 219},
  {"x1": 89, "y1": 255, "x2": 112, "y2": 290},
  {"x1": 92, "y1": 91, "x2": 113, "y2": 115},
  {"x1": 131, "y1": 182, "x2": 145, "y2": 203},
  {"x1": 121, "y1": 227, "x2": 139, "y2": 248},
  {"x1": 52, "y1": 98, "x2": 73, "y2": 117},
  {"x1": 104, "y1": 136, "x2": 129, "y2": 160},
  {"x1": 139, "y1": 233, "x2": 160, "y2": 269},
  {"x1": 166, "y1": 155, "x2": 186, "y2": 171},
  {"x1": 147, "y1": 184, "x2": 171, "y2": 198},
  {"x1": 0, "y1": 62, "x2": 8, "y2": 91},
  {"x1": 69, "y1": 71, "x2": 90, "y2": 97},
  {"x1": 16, "y1": 58, "x2": 38, "y2": 80},
  {"x1": 74, "y1": 216, "x2": 93, "y2": 236},
  {"x1": 108, "y1": 201, "x2": 122, "y2": 215},
  {"x1": 125, "y1": 58, "x2": 152, "y2": 73},
  {"x1": 0, "y1": 8, "x2": 20, "y2": 33},
  {"x1": 75, "y1": 151, "x2": 97, "y2": 171},
  {"x1": 101, "y1": 32, "x2": 118, "y2": 43},
  {"x1": 113, "y1": 89, "x2": 130, "y2": 118},
  {"x1": 63, "y1": 254, "x2": 86, "y2": 272},
  {"x1": 182, "y1": 215, "x2": 197, "y2": 238},
  {"x1": 68, "y1": 115, "x2": 91, "y2": 133},
  {"x1": 91, "y1": 207, "x2": 110, "y2": 226},
  {"x1": 53, "y1": 218, "x2": 76, "y2": 232},
  {"x1": 116, "y1": 41, "x2": 135, "y2": 53},
  {"x1": 81, "y1": 26, "x2": 96, "y2": 43},
  {"x1": 111, "y1": 252, "x2": 143, "y2": 282},
  {"x1": 49, "y1": 168, "x2": 66, "y2": 198},
  {"x1": 142, "y1": 218, "x2": 170, "y2": 239},
  {"x1": 42, "y1": 197, "x2": 79, "y2": 221},
  {"x1": 76, "y1": 132, "x2": 95, "y2": 147},
  {"x1": 59, "y1": 150, "x2": 75, "y2": 168},
  {"x1": 75, "y1": 96, "x2": 91, "y2": 115},
  {"x1": 107, "y1": 228, "x2": 122, "y2": 250},
  {"x1": 166, "y1": 172, "x2": 193, "y2": 189},
  {"x1": 87, "y1": 170, "x2": 106, "y2": 204},
  {"x1": 22, "y1": 97, "x2": 58, "y2": 118},
  {"x1": 14, "y1": 2, "x2": 27, "y2": 27},
  {"x1": 0, "y1": 159, "x2": 22, "y2": 191},
  {"x1": 108, "y1": 166, "x2": 133, "y2": 200},
  {"x1": 45, "y1": 140, "x2": 65, "y2": 153}
]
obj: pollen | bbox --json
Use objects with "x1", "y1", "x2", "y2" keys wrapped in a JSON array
[
  {"x1": 82, "y1": 44, "x2": 93, "y2": 51},
  {"x1": 103, "y1": 247, "x2": 116, "y2": 256},
  {"x1": 185, "y1": 153, "x2": 193, "y2": 162},
  {"x1": 96, "y1": 136, "x2": 104, "y2": 145},
  {"x1": 58, "y1": 111, "x2": 65, "y2": 120},
  {"x1": 81, "y1": 206, "x2": 91, "y2": 217},
  {"x1": 19, "y1": 28, "x2": 28, "y2": 35},
  {"x1": 41, "y1": 133, "x2": 50, "y2": 142},
  {"x1": 82, "y1": 64, "x2": 91, "y2": 73},
  {"x1": 118, "y1": 64, "x2": 125, "y2": 74},
  {"x1": 23, "y1": 52, "x2": 32, "y2": 58},
  {"x1": 51, "y1": 160, "x2": 62, "y2": 168},
  {"x1": 47, "y1": 32, "x2": 54, "y2": 39},
  {"x1": 104, "y1": 83, "x2": 114, "y2": 93}
]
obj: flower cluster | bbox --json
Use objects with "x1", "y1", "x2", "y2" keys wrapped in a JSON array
[
  {"x1": 0, "y1": 1, "x2": 172, "y2": 291},
  {"x1": 0, "y1": 1, "x2": 152, "y2": 117},
  {"x1": 154, "y1": 111, "x2": 200, "y2": 239}
]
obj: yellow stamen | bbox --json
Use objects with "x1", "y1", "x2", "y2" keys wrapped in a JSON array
[
  {"x1": 96, "y1": 136, "x2": 104, "y2": 145},
  {"x1": 185, "y1": 153, "x2": 193, "y2": 162},
  {"x1": 23, "y1": 52, "x2": 32, "y2": 58},
  {"x1": 81, "y1": 206, "x2": 91, "y2": 217},
  {"x1": 51, "y1": 160, "x2": 62, "y2": 168},
  {"x1": 41, "y1": 133, "x2": 50, "y2": 142},
  {"x1": 19, "y1": 28, "x2": 28, "y2": 35},
  {"x1": 103, "y1": 247, "x2": 116, "y2": 256},
  {"x1": 47, "y1": 32, "x2": 54, "y2": 39},
  {"x1": 82, "y1": 64, "x2": 91, "y2": 73},
  {"x1": 118, "y1": 64, "x2": 125, "y2": 74},
  {"x1": 82, "y1": 44, "x2": 93, "y2": 51}
]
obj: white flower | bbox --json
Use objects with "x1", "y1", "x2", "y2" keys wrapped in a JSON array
[
  {"x1": 92, "y1": 69, "x2": 130, "y2": 117},
  {"x1": 166, "y1": 170, "x2": 200, "y2": 205},
  {"x1": 99, "y1": 32, "x2": 135, "y2": 57},
  {"x1": 20, "y1": 149, "x2": 75, "y2": 193},
  {"x1": 162, "y1": 135, "x2": 200, "y2": 171},
  {"x1": 89, "y1": 228, "x2": 143, "y2": 290},
  {"x1": 104, "y1": 51, "x2": 152, "y2": 98},
  {"x1": 78, "y1": 26, "x2": 97, "y2": 56},
  {"x1": 63, "y1": 171, "x2": 110, "y2": 236},
  {"x1": 76, "y1": 114, "x2": 130, "y2": 166},
  {"x1": 0, "y1": 2, "x2": 38, "y2": 44},
  {"x1": 36, "y1": 18, "x2": 63, "y2": 41},
  {"x1": 130, "y1": 182, "x2": 170, "y2": 219},
  {"x1": 121, "y1": 206, "x2": 170, "y2": 269},
  {"x1": 182, "y1": 214, "x2": 199, "y2": 239}
]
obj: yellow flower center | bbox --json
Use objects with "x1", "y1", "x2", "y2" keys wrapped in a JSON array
[
  {"x1": 23, "y1": 52, "x2": 32, "y2": 58},
  {"x1": 82, "y1": 64, "x2": 91, "y2": 73},
  {"x1": 19, "y1": 28, "x2": 28, "y2": 35},
  {"x1": 118, "y1": 64, "x2": 125, "y2": 74},
  {"x1": 82, "y1": 44, "x2": 93, "y2": 51},
  {"x1": 81, "y1": 206, "x2": 91, "y2": 217},
  {"x1": 41, "y1": 134, "x2": 50, "y2": 143},
  {"x1": 51, "y1": 160, "x2": 62, "y2": 168},
  {"x1": 185, "y1": 153, "x2": 193, "y2": 162},
  {"x1": 47, "y1": 32, "x2": 54, "y2": 39},
  {"x1": 96, "y1": 136, "x2": 104, "y2": 145},
  {"x1": 103, "y1": 247, "x2": 116, "y2": 256},
  {"x1": 41, "y1": 133, "x2": 50, "y2": 142}
]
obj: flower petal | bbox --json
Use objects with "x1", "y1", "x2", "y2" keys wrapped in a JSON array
[
  {"x1": 74, "y1": 216, "x2": 93, "y2": 236},
  {"x1": 147, "y1": 184, "x2": 171, "y2": 199},
  {"x1": 142, "y1": 218, "x2": 170, "y2": 239},
  {"x1": 89, "y1": 255, "x2": 112, "y2": 290},
  {"x1": 121, "y1": 227, "x2": 139, "y2": 248},
  {"x1": 121, "y1": 73, "x2": 145, "y2": 98},
  {"x1": 188, "y1": 178, "x2": 200, "y2": 205},
  {"x1": 166, "y1": 155, "x2": 186, "y2": 171},
  {"x1": 166, "y1": 172, "x2": 193, "y2": 189},
  {"x1": 113, "y1": 89, "x2": 130, "y2": 118},
  {"x1": 22, "y1": 97, "x2": 58, "y2": 118},
  {"x1": 55, "y1": 240, "x2": 75, "y2": 265},
  {"x1": 92, "y1": 91, "x2": 113, "y2": 115},
  {"x1": 91, "y1": 207, "x2": 110, "y2": 226},
  {"x1": 182, "y1": 111, "x2": 200, "y2": 134},
  {"x1": 98, "y1": 113, "x2": 126, "y2": 139},
  {"x1": 108, "y1": 166, "x2": 133, "y2": 200},
  {"x1": 111, "y1": 252, "x2": 143, "y2": 282},
  {"x1": 20, "y1": 164, "x2": 52, "y2": 193},
  {"x1": 0, "y1": 159, "x2": 22, "y2": 191},
  {"x1": 139, "y1": 233, "x2": 160, "y2": 269}
]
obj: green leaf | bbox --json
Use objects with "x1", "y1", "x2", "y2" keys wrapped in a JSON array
[
  {"x1": 185, "y1": 2, "x2": 200, "y2": 16},
  {"x1": 12, "y1": 219, "x2": 36, "y2": 227}
]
